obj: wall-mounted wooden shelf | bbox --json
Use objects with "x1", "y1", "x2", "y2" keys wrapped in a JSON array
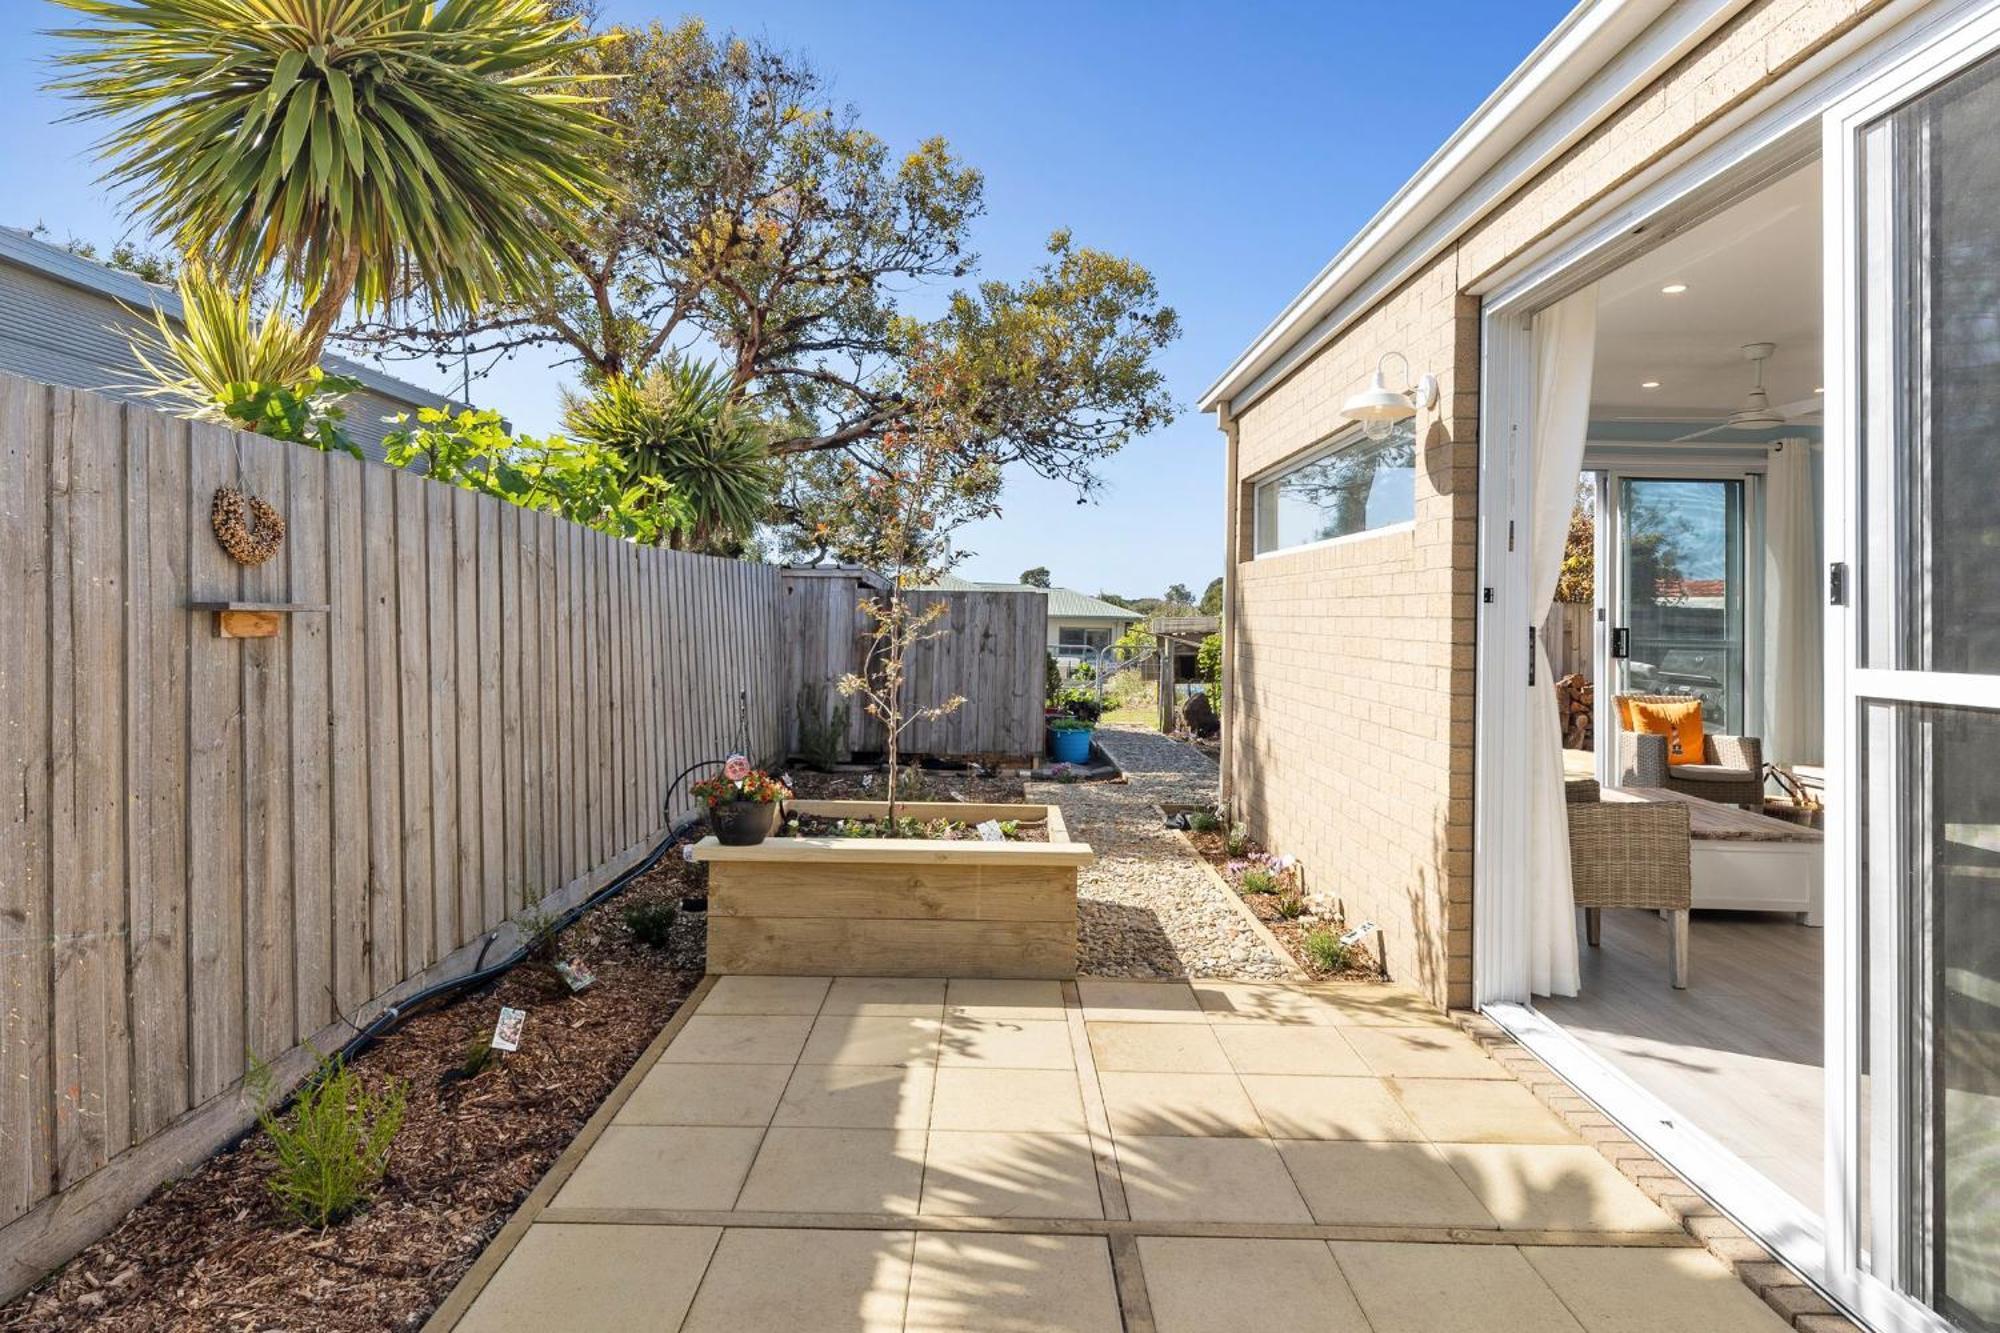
[{"x1": 189, "y1": 601, "x2": 330, "y2": 639}]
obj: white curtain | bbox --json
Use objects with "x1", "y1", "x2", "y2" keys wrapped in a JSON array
[
  {"x1": 1525, "y1": 285, "x2": 1597, "y2": 998},
  {"x1": 1763, "y1": 438, "x2": 1822, "y2": 767}
]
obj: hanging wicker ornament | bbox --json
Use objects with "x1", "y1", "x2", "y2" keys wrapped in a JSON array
[{"x1": 210, "y1": 486, "x2": 285, "y2": 566}]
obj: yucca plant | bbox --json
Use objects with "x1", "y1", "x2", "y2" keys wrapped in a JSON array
[
  {"x1": 48, "y1": 0, "x2": 619, "y2": 358},
  {"x1": 562, "y1": 361, "x2": 775, "y2": 550},
  {"x1": 127, "y1": 263, "x2": 363, "y2": 454},
  {"x1": 129, "y1": 263, "x2": 320, "y2": 404}
]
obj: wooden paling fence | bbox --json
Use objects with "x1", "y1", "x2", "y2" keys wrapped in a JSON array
[
  {"x1": 0, "y1": 374, "x2": 783, "y2": 1297},
  {"x1": 778, "y1": 568, "x2": 1048, "y2": 763}
]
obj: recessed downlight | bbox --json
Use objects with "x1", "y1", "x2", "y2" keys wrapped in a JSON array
[
  {"x1": 1641, "y1": 380, "x2": 1662, "y2": 389},
  {"x1": 1661, "y1": 282, "x2": 1688, "y2": 295}
]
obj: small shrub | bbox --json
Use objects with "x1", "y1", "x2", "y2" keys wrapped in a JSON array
[
  {"x1": 624, "y1": 899, "x2": 677, "y2": 949},
  {"x1": 1187, "y1": 810, "x2": 1222, "y2": 834},
  {"x1": 1274, "y1": 893, "x2": 1308, "y2": 920},
  {"x1": 795, "y1": 683, "x2": 850, "y2": 772},
  {"x1": 517, "y1": 894, "x2": 562, "y2": 962},
  {"x1": 1240, "y1": 867, "x2": 1279, "y2": 895},
  {"x1": 1225, "y1": 821, "x2": 1249, "y2": 856},
  {"x1": 1300, "y1": 927, "x2": 1352, "y2": 973},
  {"x1": 250, "y1": 1051, "x2": 407, "y2": 1228},
  {"x1": 1196, "y1": 632, "x2": 1223, "y2": 691}
]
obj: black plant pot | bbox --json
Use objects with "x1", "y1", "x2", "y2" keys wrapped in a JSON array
[{"x1": 712, "y1": 799, "x2": 781, "y2": 846}]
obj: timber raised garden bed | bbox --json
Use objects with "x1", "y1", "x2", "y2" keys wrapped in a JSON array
[{"x1": 692, "y1": 799, "x2": 1094, "y2": 978}]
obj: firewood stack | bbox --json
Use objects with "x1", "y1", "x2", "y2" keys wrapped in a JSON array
[{"x1": 1555, "y1": 673, "x2": 1593, "y2": 749}]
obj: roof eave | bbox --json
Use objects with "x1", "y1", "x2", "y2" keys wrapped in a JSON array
[{"x1": 1200, "y1": 0, "x2": 1743, "y2": 413}]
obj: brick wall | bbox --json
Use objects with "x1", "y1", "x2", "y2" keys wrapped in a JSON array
[
  {"x1": 1222, "y1": 0, "x2": 1885, "y2": 1011},
  {"x1": 1227, "y1": 253, "x2": 1478, "y2": 1009}
]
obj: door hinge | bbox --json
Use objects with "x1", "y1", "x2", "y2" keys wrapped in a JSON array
[
  {"x1": 1611, "y1": 627, "x2": 1630, "y2": 660},
  {"x1": 1829, "y1": 562, "x2": 1848, "y2": 606},
  {"x1": 1527, "y1": 625, "x2": 1537, "y2": 687}
]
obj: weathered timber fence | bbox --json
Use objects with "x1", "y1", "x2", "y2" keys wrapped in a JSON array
[
  {"x1": 778, "y1": 567, "x2": 1048, "y2": 762},
  {"x1": 0, "y1": 374, "x2": 783, "y2": 1298},
  {"x1": 1544, "y1": 600, "x2": 1594, "y2": 682}
]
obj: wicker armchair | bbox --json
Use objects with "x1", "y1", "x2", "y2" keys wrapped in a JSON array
[
  {"x1": 1614, "y1": 695, "x2": 1764, "y2": 808},
  {"x1": 1565, "y1": 776, "x2": 1691, "y2": 988}
]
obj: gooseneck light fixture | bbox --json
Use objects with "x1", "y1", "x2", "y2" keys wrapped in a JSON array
[{"x1": 1340, "y1": 351, "x2": 1438, "y2": 442}]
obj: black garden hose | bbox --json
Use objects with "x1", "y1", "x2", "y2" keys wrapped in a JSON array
[{"x1": 238, "y1": 751, "x2": 738, "y2": 1130}]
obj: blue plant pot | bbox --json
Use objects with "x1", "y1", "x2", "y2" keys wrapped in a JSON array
[{"x1": 1049, "y1": 728, "x2": 1093, "y2": 764}]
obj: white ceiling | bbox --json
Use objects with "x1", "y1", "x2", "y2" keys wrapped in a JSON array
[{"x1": 1591, "y1": 162, "x2": 1822, "y2": 424}]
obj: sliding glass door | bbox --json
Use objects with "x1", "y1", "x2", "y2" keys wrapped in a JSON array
[
  {"x1": 1613, "y1": 477, "x2": 1748, "y2": 732},
  {"x1": 1829, "y1": 19, "x2": 2000, "y2": 1331}
]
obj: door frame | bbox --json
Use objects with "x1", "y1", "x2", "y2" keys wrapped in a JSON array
[
  {"x1": 1822, "y1": 8, "x2": 2000, "y2": 1328},
  {"x1": 1589, "y1": 462, "x2": 1769, "y2": 788},
  {"x1": 1470, "y1": 4, "x2": 1997, "y2": 1330}
]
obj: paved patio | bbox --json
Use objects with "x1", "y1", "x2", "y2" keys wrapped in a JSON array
[{"x1": 434, "y1": 976, "x2": 1789, "y2": 1332}]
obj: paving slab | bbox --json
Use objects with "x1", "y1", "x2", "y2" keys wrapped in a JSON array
[{"x1": 443, "y1": 973, "x2": 1736, "y2": 1332}]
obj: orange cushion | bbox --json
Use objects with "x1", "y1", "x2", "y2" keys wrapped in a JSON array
[
  {"x1": 1626, "y1": 698, "x2": 1704, "y2": 766},
  {"x1": 1614, "y1": 696, "x2": 1633, "y2": 731}
]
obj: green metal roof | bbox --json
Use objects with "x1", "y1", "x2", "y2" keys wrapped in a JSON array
[{"x1": 920, "y1": 575, "x2": 1141, "y2": 622}]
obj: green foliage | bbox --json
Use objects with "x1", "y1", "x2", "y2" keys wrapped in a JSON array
[
  {"x1": 1018, "y1": 566, "x2": 1051, "y2": 588},
  {"x1": 1556, "y1": 482, "x2": 1595, "y2": 603},
  {"x1": 125, "y1": 263, "x2": 361, "y2": 456},
  {"x1": 1045, "y1": 652, "x2": 1063, "y2": 704},
  {"x1": 220, "y1": 373, "x2": 364, "y2": 457},
  {"x1": 1069, "y1": 660, "x2": 1096, "y2": 682},
  {"x1": 1225, "y1": 822, "x2": 1249, "y2": 857},
  {"x1": 1273, "y1": 893, "x2": 1308, "y2": 920},
  {"x1": 1187, "y1": 810, "x2": 1222, "y2": 835},
  {"x1": 1196, "y1": 633, "x2": 1223, "y2": 692},
  {"x1": 1299, "y1": 927, "x2": 1352, "y2": 973},
  {"x1": 1164, "y1": 582, "x2": 1193, "y2": 606},
  {"x1": 562, "y1": 362, "x2": 776, "y2": 550},
  {"x1": 1111, "y1": 623, "x2": 1150, "y2": 661},
  {"x1": 795, "y1": 683, "x2": 850, "y2": 772},
  {"x1": 1054, "y1": 687, "x2": 1102, "y2": 723},
  {"x1": 1240, "y1": 867, "x2": 1279, "y2": 895},
  {"x1": 1198, "y1": 577, "x2": 1223, "y2": 616},
  {"x1": 515, "y1": 894, "x2": 564, "y2": 964},
  {"x1": 623, "y1": 899, "x2": 677, "y2": 949},
  {"x1": 1047, "y1": 716, "x2": 1094, "y2": 733},
  {"x1": 248, "y1": 1050, "x2": 407, "y2": 1228},
  {"x1": 49, "y1": 0, "x2": 617, "y2": 357},
  {"x1": 384, "y1": 407, "x2": 688, "y2": 545}
]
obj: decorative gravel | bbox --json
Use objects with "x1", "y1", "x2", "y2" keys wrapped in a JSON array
[{"x1": 1030, "y1": 726, "x2": 1292, "y2": 979}]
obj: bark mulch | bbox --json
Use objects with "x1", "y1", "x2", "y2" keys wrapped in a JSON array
[
  {"x1": 784, "y1": 765, "x2": 1029, "y2": 805},
  {"x1": 1, "y1": 849, "x2": 708, "y2": 1333},
  {"x1": 1186, "y1": 828, "x2": 1384, "y2": 983}
]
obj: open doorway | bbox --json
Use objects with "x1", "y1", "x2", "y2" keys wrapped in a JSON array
[{"x1": 1539, "y1": 162, "x2": 1832, "y2": 1213}]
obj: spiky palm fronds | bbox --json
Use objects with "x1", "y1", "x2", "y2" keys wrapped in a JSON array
[
  {"x1": 562, "y1": 361, "x2": 775, "y2": 549},
  {"x1": 48, "y1": 0, "x2": 618, "y2": 354},
  {"x1": 126, "y1": 262, "x2": 322, "y2": 415}
]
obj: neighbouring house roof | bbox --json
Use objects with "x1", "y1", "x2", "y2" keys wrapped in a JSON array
[
  {"x1": 1200, "y1": 0, "x2": 1744, "y2": 413},
  {"x1": 0, "y1": 225, "x2": 466, "y2": 417},
  {"x1": 920, "y1": 574, "x2": 1142, "y2": 623}
]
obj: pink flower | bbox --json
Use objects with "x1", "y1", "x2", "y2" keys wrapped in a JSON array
[{"x1": 723, "y1": 754, "x2": 751, "y2": 783}]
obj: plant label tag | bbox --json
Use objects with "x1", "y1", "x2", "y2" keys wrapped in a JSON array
[
  {"x1": 1338, "y1": 921, "x2": 1379, "y2": 947},
  {"x1": 554, "y1": 959, "x2": 596, "y2": 993},
  {"x1": 491, "y1": 1006, "x2": 527, "y2": 1052},
  {"x1": 976, "y1": 819, "x2": 1006, "y2": 842}
]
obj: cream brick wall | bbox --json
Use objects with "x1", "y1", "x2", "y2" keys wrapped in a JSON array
[{"x1": 1223, "y1": 0, "x2": 1881, "y2": 1011}]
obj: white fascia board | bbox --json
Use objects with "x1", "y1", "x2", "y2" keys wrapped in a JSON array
[{"x1": 1200, "y1": 0, "x2": 1748, "y2": 414}]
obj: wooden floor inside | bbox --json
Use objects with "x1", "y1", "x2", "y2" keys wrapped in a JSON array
[{"x1": 1538, "y1": 909, "x2": 1823, "y2": 1209}]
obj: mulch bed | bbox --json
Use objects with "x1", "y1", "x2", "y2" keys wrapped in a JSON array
[
  {"x1": 785, "y1": 765, "x2": 1029, "y2": 805},
  {"x1": 1186, "y1": 829, "x2": 1383, "y2": 983},
  {"x1": 1, "y1": 845, "x2": 709, "y2": 1333}
]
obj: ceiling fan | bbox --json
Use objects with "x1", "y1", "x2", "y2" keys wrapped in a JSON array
[{"x1": 1670, "y1": 342, "x2": 1822, "y2": 442}]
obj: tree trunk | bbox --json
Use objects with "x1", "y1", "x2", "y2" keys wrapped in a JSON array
[{"x1": 299, "y1": 241, "x2": 363, "y2": 364}]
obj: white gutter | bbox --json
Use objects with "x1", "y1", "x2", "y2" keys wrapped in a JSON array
[{"x1": 1200, "y1": 0, "x2": 1750, "y2": 413}]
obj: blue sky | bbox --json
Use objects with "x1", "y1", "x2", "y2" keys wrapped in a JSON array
[{"x1": 2, "y1": 0, "x2": 1572, "y2": 600}]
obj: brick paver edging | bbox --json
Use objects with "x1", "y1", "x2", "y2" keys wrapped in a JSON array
[{"x1": 1450, "y1": 1012, "x2": 1862, "y2": 1333}]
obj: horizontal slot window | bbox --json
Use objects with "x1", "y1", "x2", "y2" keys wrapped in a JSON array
[{"x1": 1253, "y1": 422, "x2": 1416, "y2": 555}]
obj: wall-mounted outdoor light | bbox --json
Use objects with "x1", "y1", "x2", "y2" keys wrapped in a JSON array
[{"x1": 1340, "y1": 351, "x2": 1438, "y2": 441}]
